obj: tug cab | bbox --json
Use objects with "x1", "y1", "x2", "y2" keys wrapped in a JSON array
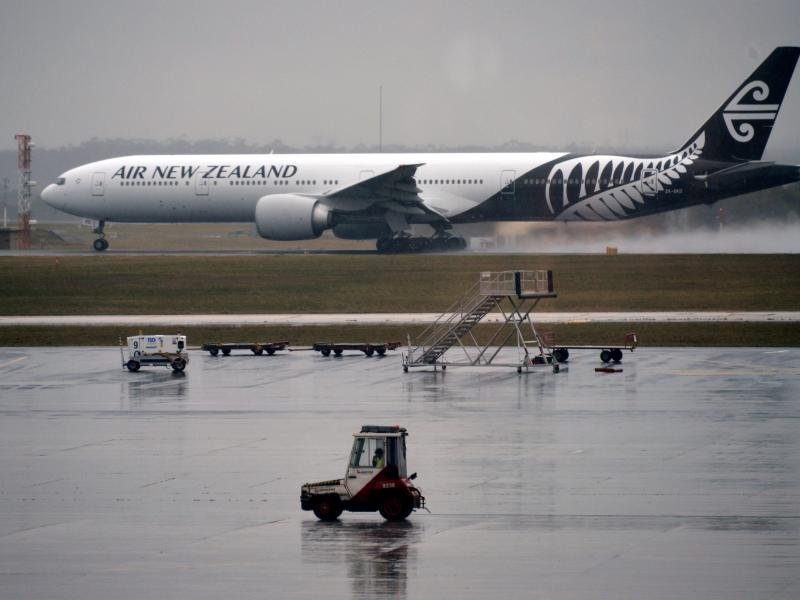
[{"x1": 301, "y1": 425, "x2": 425, "y2": 521}]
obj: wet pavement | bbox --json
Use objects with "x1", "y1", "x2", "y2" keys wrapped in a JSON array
[{"x1": 0, "y1": 346, "x2": 798, "y2": 599}]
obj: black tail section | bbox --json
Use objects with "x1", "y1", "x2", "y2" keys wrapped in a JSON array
[{"x1": 677, "y1": 47, "x2": 799, "y2": 162}]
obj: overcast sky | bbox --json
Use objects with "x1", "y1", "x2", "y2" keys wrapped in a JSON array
[{"x1": 1, "y1": 0, "x2": 798, "y2": 155}]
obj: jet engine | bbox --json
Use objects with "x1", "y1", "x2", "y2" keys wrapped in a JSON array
[{"x1": 255, "y1": 194, "x2": 332, "y2": 240}]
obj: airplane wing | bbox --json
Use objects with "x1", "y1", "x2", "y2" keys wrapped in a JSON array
[{"x1": 319, "y1": 163, "x2": 447, "y2": 221}]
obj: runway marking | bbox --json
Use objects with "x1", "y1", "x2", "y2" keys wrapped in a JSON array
[
  {"x1": 0, "y1": 356, "x2": 27, "y2": 369},
  {"x1": 663, "y1": 368, "x2": 800, "y2": 377}
]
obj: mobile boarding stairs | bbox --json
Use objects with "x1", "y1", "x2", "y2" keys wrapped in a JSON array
[{"x1": 402, "y1": 270, "x2": 559, "y2": 373}]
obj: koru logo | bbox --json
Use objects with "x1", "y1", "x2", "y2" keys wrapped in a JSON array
[{"x1": 723, "y1": 80, "x2": 779, "y2": 143}]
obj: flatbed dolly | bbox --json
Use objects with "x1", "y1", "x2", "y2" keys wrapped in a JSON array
[
  {"x1": 546, "y1": 332, "x2": 638, "y2": 364},
  {"x1": 202, "y1": 341, "x2": 289, "y2": 356},
  {"x1": 313, "y1": 341, "x2": 402, "y2": 357}
]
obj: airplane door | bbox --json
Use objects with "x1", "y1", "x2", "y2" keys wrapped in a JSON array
[
  {"x1": 91, "y1": 172, "x2": 105, "y2": 196},
  {"x1": 194, "y1": 173, "x2": 209, "y2": 196},
  {"x1": 639, "y1": 168, "x2": 658, "y2": 198},
  {"x1": 501, "y1": 170, "x2": 516, "y2": 195}
]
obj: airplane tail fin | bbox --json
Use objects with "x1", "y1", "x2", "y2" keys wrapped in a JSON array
[{"x1": 676, "y1": 47, "x2": 800, "y2": 162}]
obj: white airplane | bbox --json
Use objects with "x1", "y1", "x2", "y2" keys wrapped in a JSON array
[{"x1": 42, "y1": 47, "x2": 800, "y2": 253}]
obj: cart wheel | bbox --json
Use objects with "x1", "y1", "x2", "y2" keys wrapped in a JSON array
[
  {"x1": 600, "y1": 349, "x2": 612, "y2": 363},
  {"x1": 266, "y1": 348, "x2": 276, "y2": 356},
  {"x1": 171, "y1": 358, "x2": 186, "y2": 372},
  {"x1": 379, "y1": 493, "x2": 413, "y2": 521},
  {"x1": 126, "y1": 359, "x2": 140, "y2": 372},
  {"x1": 553, "y1": 348, "x2": 569, "y2": 363},
  {"x1": 377, "y1": 348, "x2": 386, "y2": 356},
  {"x1": 313, "y1": 496, "x2": 343, "y2": 521},
  {"x1": 517, "y1": 366, "x2": 522, "y2": 374},
  {"x1": 403, "y1": 364, "x2": 408, "y2": 372},
  {"x1": 610, "y1": 348, "x2": 623, "y2": 363},
  {"x1": 334, "y1": 349, "x2": 343, "y2": 357},
  {"x1": 252, "y1": 348, "x2": 264, "y2": 355},
  {"x1": 441, "y1": 364, "x2": 446, "y2": 371},
  {"x1": 209, "y1": 348, "x2": 219, "y2": 357},
  {"x1": 321, "y1": 349, "x2": 331, "y2": 357},
  {"x1": 364, "y1": 348, "x2": 374, "y2": 357},
  {"x1": 222, "y1": 348, "x2": 231, "y2": 356}
]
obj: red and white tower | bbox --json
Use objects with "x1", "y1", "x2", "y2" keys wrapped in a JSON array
[{"x1": 15, "y1": 133, "x2": 33, "y2": 250}]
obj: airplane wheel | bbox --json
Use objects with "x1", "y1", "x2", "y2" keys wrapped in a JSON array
[
  {"x1": 445, "y1": 236, "x2": 461, "y2": 250},
  {"x1": 379, "y1": 493, "x2": 413, "y2": 521},
  {"x1": 600, "y1": 349, "x2": 612, "y2": 363},
  {"x1": 313, "y1": 496, "x2": 343, "y2": 521},
  {"x1": 92, "y1": 238, "x2": 109, "y2": 252},
  {"x1": 126, "y1": 359, "x2": 140, "y2": 372},
  {"x1": 611, "y1": 348, "x2": 623, "y2": 362}
]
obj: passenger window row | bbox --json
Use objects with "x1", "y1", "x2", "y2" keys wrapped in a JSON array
[{"x1": 419, "y1": 179, "x2": 484, "y2": 185}]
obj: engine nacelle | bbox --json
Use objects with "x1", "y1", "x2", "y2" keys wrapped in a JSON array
[
  {"x1": 332, "y1": 222, "x2": 392, "y2": 240},
  {"x1": 255, "y1": 194, "x2": 331, "y2": 240}
]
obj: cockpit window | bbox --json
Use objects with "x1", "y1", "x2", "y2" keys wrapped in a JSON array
[{"x1": 55, "y1": 177, "x2": 66, "y2": 185}]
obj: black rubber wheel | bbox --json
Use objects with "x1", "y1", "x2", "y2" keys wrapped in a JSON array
[
  {"x1": 390, "y1": 238, "x2": 408, "y2": 253},
  {"x1": 266, "y1": 348, "x2": 276, "y2": 356},
  {"x1": 126, "y1": 359, "x2": 140, "y2": 372},
  {"x1": 553, "y1": 348, "x2": 570, "y2": 363},
  {"x1": 445, "y1": 236, "x2": 462, "y2": 250},
  {"x1": 600, "y1": 349, "x2": 612, "y2": 363},
  {"x1": 379, "y1": 494, "x2": 413, "y2": 521},
  {"x1": 209, "y1": 348, "x2": 219, "y2": 357},
  {"x1": 313, "y1": 496, "x2": 343, "y2": 521},
  {"x1": 377, "y1": 348, "x2": 386, "y2": 356},
  {"x1": 403, "y1": 364, "x2": 408, "y2": 372},
  {"x1": 333, "y1": 349, "x2": 343, "y2": 357},
  {"x1": 456, "y1": 237, "x2": 467, "y2": 250},
  {"x1": 532, "y1": 355, "x2": 546, "y2": 365},
  {"x1": 610, "y1": 348, "x2": 623, "y2": 363},
  {"x1": 252, "y1": 348, "x2": 264, "y2": 355},
  {"x1": 222, "y1": 348, "x2": 231, "y2": 356},
  {"x1": 364, "y1": 348, "x2": 374, "y2": 357},
  {"x1": 171, "y1": 358, "x2": 186, "y2": 372},
  {"x1": 92, "y1": 238, "x2": 109, "y2": 252},
  {"x1": 321, "y1": 349, "x2": 331, "y2": 357}
]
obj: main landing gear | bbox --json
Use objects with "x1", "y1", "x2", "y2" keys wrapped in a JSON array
[
  {"x1": 92, "y1": 220, "x2": 109, "y2": 252},
  {"x1": 376, "y1": 234, "x2": 467, "y2": 253}
]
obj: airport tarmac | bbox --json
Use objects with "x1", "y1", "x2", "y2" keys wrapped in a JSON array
[
  {"x1": 2, "y1": 311, "x2": 799, "y2": 326},
  {"x1": 1, "y1": 346, "x2": 798, "y2": 599}
]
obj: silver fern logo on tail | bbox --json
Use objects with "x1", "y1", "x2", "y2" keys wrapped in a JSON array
[
  {"x1": 722, "y1": 80, "x2": 779, "y2": 143},
  {"x1": 545, "y1": 133, "x2": 705, "y2": 221}
]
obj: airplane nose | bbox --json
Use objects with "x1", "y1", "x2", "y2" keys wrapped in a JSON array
[
  {"x1": 41, "y1": 184, "x2": 55, "y2": 204},
  {"x1": 41, "y1": 183, "x2": 66, "y2": 210}
]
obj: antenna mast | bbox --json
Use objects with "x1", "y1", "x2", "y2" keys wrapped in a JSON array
[{"x1": 15, "y1": 134, "x2": 33, "y2": 250}]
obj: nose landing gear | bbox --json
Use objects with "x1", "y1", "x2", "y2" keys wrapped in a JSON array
[{"x1": 92, "y1": 220, "x2": 109, "y2": 252}]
